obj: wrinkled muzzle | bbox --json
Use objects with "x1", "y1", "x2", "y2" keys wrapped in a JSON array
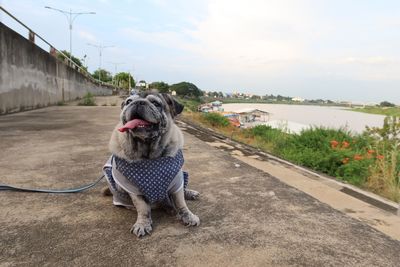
[{"x1": 119, "y1": 99, "x2": 164, "y2": 139}]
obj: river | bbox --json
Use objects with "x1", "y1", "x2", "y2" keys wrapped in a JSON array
[{"x1": 221, "y1": 103, "x2": 386, "y2": 134}]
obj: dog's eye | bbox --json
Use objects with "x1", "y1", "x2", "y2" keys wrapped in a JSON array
[
  {"x1": 126, "y1": 99, "x2": 133, "y2": 105},
  {"x1": 151, "y1": 101, "x2": 161, "y2": 107}
]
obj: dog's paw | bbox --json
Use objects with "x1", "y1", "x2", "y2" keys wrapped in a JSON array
[
  {"x1": 177, "y1": 210, "x2": 200, "y2": 227},
  {"x1": 184, "y1": 189, "x2": 200, "y2": 200},
  {"x1": 101, "y1": 186, "x2": 112, "y2": 196},
  {"x1": 130, "y1": 220, "x2": 153, "y2": 238}
]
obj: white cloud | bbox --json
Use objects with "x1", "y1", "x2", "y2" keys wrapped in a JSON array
[
  {"x1": 120, "y1": 27, "x2": 196, "y2": 52},
  {"x1": 188, "y1": 1, "x2": 316, "y2": 70},
  {"x1": 114, "y1": 0, "x2": 400, "y2": 100},
  {"x1": 340, "y1": 56, "x2": 395, "y2": 66},
  {"x1": 78, "y1": 30, "x2": 97, "y2": 42}
]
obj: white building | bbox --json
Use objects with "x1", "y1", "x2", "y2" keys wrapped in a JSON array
[{"x1": 292, "y1": 97, "x2": 305, "y2": 102}]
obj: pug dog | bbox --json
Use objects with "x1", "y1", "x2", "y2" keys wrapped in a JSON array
[{"x1": 102, "y1": 90, "x2": 200, "y2": 237}]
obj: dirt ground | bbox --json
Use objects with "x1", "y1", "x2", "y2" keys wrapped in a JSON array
[{"x1": 0, "y1": 98, "x2": 399, "y2": 266}]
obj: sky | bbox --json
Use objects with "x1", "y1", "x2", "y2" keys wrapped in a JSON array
[{"x1": 1, "y1": 0, "x2": 400, "y2": 103}]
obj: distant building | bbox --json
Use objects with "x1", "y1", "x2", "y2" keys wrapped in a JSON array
[
  {"x1": 137, "y1": 81, "x2": 147, "y2": 88},
  {"x1": 211, "y1": 101, "x2": 222, "y2": 106},
  {"x1": 235, "y1": 108, "x2": 270, "y2": 125},
  {"x1": 339, "y1": 101, "x2": 353, "y2": 107},
  {"x1": 292, "y1": 97, "x2": 305, "y2": 102}
]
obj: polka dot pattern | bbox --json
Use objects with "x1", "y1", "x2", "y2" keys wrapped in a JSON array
[{"x1": 110, "y1": 149, "x2": 188, "y2": 204}]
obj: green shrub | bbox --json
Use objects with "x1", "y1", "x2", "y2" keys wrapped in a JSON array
[
  {"x1": 277, "y1": 127, "x2": 371, "y2": 184},
  {"x1": 189, "y1": 114, "x2": 400, "y2": 201},
  {"x1": 251, "y1": 125, "x2": 285, "y2": 142},
  {"x1": 78, "y1": 92, "x2": 96, "y2": 106},
  {"x1": 202, "y1": 113, "x2": 230, "y2": 127},
  {"x1": 336, "y1": 158, "x2": 372, "y2": 185}
]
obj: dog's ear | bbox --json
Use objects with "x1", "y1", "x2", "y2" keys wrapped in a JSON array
[
  {"x1": 161, "y1": 93, "x2": 184, "y2": 117},
  {"x1": 120, "y1": 101, "x2": 125, "y2": 110}
]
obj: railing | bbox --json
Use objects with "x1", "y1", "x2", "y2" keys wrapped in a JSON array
[{"x1": 0, "y1": 5, "x2": 115, "y2": 88}]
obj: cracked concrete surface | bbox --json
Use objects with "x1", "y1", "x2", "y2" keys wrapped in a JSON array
[{"x1": 0, "y1": 101, "x2": 399, "y2": 266}]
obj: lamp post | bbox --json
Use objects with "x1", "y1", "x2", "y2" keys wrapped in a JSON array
[
  {"x1": 44, "y1": 6, "x2": 95, "y2": 59},
  {"x1": 87, "y1": 43, "x2": 114, "y2": 82},
  {"x1": 108, "y1": 62, "x2": 125, "y2": 89}
]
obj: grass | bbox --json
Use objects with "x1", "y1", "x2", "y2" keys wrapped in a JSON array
[
  {"x1": 201, "y1": 112, "x2": 230, "y2": 127},
  {"x1": 183, "y1": 107, "x2": 400, "y2": 202},
  {"x1": 351, "y1": 106, "x2": 400, "y2": 117},
  {"x1": 78, "y1": 92, "x2": 97, "y2": 106},
  {"x1": 176, "y1": 97, "x2": 201, "y2": 112}
]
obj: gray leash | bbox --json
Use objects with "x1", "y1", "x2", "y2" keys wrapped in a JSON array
[{"x1": 0, "y1": 174, "x2": 104, "y2": 193}]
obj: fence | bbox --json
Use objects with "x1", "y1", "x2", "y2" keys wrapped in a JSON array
[{"x1": 0, "y1": 5, "x2": 115, "y2": 88}]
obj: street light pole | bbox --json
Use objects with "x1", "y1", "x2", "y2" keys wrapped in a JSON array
[
  {"x1": 44, "y1": 6, "x2": 95, "y2": 59},
  {"x1": 87, "y1": 43, "x2": 114, "y2": 82},
  {"x1": 107, "y1": 62, "x2": 125, "y2": 88}
]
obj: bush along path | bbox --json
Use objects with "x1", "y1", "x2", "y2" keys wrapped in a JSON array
[{"x1": 185, "y1": 112, "x2": 400, "y2": 202}]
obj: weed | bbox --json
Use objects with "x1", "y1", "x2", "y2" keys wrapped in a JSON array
[
  {"x1": 78, "y1": 92, "x2": 96, "y2": 106},
  {"x1": 201, "y1": 112, "x2": 230, "y2": 127},
  {"x1": 185, "y1": 110, "x2": 400, "y2": 202}
]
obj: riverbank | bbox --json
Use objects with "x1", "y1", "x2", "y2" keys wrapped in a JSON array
[
  {"x1": 183, "y1": 111, "x2": 400, "y2": 203},
  {"x1": 351, "y1": 106, "x2": 400, "y2": 117},
  {"x1": 221, "y1": 103, "x2": 385, "y2": 134},
  {"x1": 203, "y1": 97, "x2": 349, "y2": 107}
]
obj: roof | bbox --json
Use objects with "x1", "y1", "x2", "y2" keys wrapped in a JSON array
[{"x1": 235, "y1": 108, "x2": 271, "y2": 114}]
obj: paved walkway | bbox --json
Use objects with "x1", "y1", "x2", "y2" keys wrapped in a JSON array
[{"x1": 0, "y1": 102, "x2": 399, "y2": 266}]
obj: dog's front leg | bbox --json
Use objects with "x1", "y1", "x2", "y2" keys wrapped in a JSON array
[
  {"x1": 172, "y1": 188, "x2": 200, "y2": 226},
  {"x1": 129, "y1": 194, "x2": 152, "y2": 237}
]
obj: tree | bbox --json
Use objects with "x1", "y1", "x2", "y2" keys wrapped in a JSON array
[
  {"x1": 114, "y1": 72, "x2": 135, "y2": 90},
  {"x1": 149, "y1": 81, "x2": 169, "y2": 93},
  {"x1": 169, "y1": 82, "x2": 202, "y2": 98},
  {"x1": 57, "y1": 50, "x2": 87, "y2": 71},
  {"x1": 92, "y1": 68, "x2": 112, "y2": 83},
  {"x1": 209, "y1": 91, "x2": 219, "y2": 98},
  {"x1": 380, "y1": 101, "x2": 395, "y2": 107}
]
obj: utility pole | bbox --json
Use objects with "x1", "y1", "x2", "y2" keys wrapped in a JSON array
[
  {"x1": 107, "y1": 62, "x2": 125, "y2": 90},
  {"x1": 87, "y1": 43, "x2": 114, "y2": 82},
  {"x1": 44, "y1": 6, "x2": 95, "y2": 60}
]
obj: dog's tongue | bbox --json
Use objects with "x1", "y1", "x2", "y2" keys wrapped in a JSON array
[{"x1": 118, "y1": 119, "x2": 151, "y2": 132}]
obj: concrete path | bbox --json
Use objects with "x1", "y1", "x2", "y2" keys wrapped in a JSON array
[{"x1": 0, "y1": 103, "x2": 399, "y2": 266}]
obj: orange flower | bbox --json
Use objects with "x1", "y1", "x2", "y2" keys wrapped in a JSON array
[
  {"x1": 376, "y1": 155, "x2": 384, "y2": 160},
  {"x1": 354, "y1": 154, "x2": 363, "y2": 160},
  {"x1": 330, "y1": 140, "x2": 339, "y2": 148},
  {"x1": 342, "y1": 141, "x2": 350, "y2": 148},
  {"x1": 367, "y1": 149, "x2": 375, "y2": 154},
  {"x1": 342, "y1": 158, "x2": 350, "y2": 164}
]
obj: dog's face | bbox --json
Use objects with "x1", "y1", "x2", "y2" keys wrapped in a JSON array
[{"x1": 119, "y1": 91, "x2": 184, "y2": 141}]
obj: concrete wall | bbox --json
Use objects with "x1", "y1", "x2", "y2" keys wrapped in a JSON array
[{"x1": 0, "y1": 22, "x2": 113, "y2": 114}]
